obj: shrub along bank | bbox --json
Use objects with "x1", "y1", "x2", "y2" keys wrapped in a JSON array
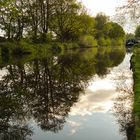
[{"x1": 131, "y1": 47, "x2": 140, "y2": 140}]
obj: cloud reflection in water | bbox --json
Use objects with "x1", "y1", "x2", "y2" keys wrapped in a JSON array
[{"x1": 70, "y1": 78, "x2": 116, "y2": 116}]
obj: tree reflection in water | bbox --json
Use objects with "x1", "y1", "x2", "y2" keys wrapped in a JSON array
[
  {"x1": 113, "y1": 71, "x2": 135, "y2": 140},
  {"x1": 0, "y1": 48, "x2": 125, "y2": 139},
  {"x1": 0, "y1": 123, "x2": 33, "y2": 140}
]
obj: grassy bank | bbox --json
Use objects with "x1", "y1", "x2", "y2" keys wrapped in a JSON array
[
  {"x1": 0, "y1": 39, "x2": 125, "y2": 57},
  {"x1": 131, "y1": 46, "x2": 140, "y2": 140}
]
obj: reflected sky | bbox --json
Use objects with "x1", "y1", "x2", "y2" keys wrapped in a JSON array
[
  {"x1": 31, "y1": 53, "x2": 132, "y2": 140},
  {"x1": 70, "y1": 89, "x2": 115, "y2": 115},
  {"x1": 70, "y1": 53, "x2": 132, "y2": 115},
  {"x1": 32, "y1": 113, "x2": 124, "y2": 140},
  {"x1": 0, "y1": 49, "x2": 133, "y2": 140},
  {"x1": 0, "y1": 68, "x2": 7, "y2": 80}
]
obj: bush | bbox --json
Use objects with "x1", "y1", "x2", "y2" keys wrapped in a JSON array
[{"x1": 79, "y1": 35, "x2": 98, "y2": 47}]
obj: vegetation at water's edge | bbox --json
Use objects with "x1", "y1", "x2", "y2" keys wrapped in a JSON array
[
  {"x1": 131, "y1": 46, "x2": 140, "y2": 140},
  {"x1": 0, "y1": 0, "x2": 125, "y2": 54}
]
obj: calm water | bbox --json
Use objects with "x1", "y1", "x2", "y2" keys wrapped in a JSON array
[{"x1": 0, "y1": 48, "x2": 134, "y2": 140}]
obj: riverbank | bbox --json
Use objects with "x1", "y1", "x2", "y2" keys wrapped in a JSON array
[
  {"x1": 131, "y1": 46, "x2": 140, "y2": 140},
  {"x1": 0, "y1": 39, "x2": 125, "y2": 57},
  {"x1": 0, "y1": 41, "x2": 95, "y2": 56}
]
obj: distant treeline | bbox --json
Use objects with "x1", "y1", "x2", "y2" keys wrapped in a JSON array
[{"x1": 0, "y1": 0, "x2": 125, "y2": 47}]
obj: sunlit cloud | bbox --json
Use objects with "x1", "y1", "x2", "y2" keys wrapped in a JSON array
[
  {"x1": 88, "y1": 78, "x2": 115, "y2": 91},
  {"x1": 70, "y1": 88, "x2": 116, "y2": 116},
  {"x1": 67, "y1": 120, "x2": 81, "y2": 135}
]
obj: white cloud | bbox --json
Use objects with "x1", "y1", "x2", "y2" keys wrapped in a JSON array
[
  {"x1": 67, "y1": 120, "x2": 81, "y2": 135},
  {"x1": 79, "y1": 0, "x2": 126, "y2": 16},
  {"x1": 70, "y1": 89, "x2": 116, "y2": 116}
]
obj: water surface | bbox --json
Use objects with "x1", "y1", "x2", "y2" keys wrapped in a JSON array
[{"x1": 0, "y1": 48, "x2": 134, "y2": 140}]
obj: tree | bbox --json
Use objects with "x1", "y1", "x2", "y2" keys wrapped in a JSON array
[
  {"x1": 126, "y1": 33, "x2": 135, "y2": 40},
  {"x1": 50, "y1": 0, "x2": 81, "y2": 42},
  {"x1": 95, "y1": 13, "x2": 108, "y2": 31},
  {"x1": 115, "y1": 0, "x2": 140, "y2": 32},
  {"x1": 94, "y1": 14, "x2": 125, "y2": 46},
  {"x1": 135, "y1": 25, "x2": 140, "y2": 39},
  {"x1": 106, "y1": 22, "x2": 125, "y2": 39},
  {"x1": 95, "y1": 13, "x2": 109, "y2": 39},
  {"x1": 0, "y1": 0, "x2": 29, "y2": 40},
  {"x1": 78, "y1": 14, "x2": 96, "y2": 36},
  {"x1": 26, "y1": 0, "x2": 56, "y2": 41},
  {"x1": 0, "y1": 0, "x2": 17, "y2": 39},
  {"x1": 0, "y1": 0, "x2": 126, "y2": 45}
]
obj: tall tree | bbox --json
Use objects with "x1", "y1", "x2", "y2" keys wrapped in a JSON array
[
  {"x1": 0, "y1": 0, "x2": 16, "y2": 39},
  {"x1": 0, "y1": 0, "x2": 29, "y2": 40},
  {"x1": 50, "y1": 0, "x2": 81, "y2": 42},
  {"x1": 115, "y1": 0, "x2": 140, "y2": 32},
  {"x1": 95, "y1": 13, "x2": 108, "y2": 39}
]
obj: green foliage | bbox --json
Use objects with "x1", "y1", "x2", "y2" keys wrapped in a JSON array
[
  {"x1": 98, "y1": 37, "x2": 111, "y2": 46},
  {"x1": 79, "y1": 35, "x2": 97, "y2": 47},
  {"x1": 131, "y1": 47, "x2": 140, "y2": 140},
  {"x1": 12, "y1": 47, "x2": 31, "y2": 55},
  {"x1": 107, "y1": 22, "x2": 125, "y2": 39},
  {"x1": 50, "y1": 0, "x2": 82, "y2": 42},
  {"x1": 62, "y1": 42, "x2": 79, "y2": 50},
  {"x1": 135, "y1": 25, "x2": 140, "y2": 39},
  {"x1": 105, "y1": 38, "x2": 111, "y2": 46},
  {"x1": 95, "y1": 13, "x2": 108, "y2": 31},
  {"x1": 134, "y1": 43, "x2": 140, "y2": 48},
  {"x1": 126, "y1": 33, "x2": 135, "y2": 40},
  {"x1": 94, "y1": 16, "x2": 125, "y2": 46},
  {"x1": 0, "y1": 0, "x2": 125, "y2": 49},
  {"x1": 111, "y1": 38, "x2": 124, "y2": 46},
  {"x1": 77, "y1": 14, "x2": 96, "y2": 36},
  {"x1": 98, "y1": 37, "x2": 106, "y2": 46}
]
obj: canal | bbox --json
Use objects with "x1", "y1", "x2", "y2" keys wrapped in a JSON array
[{"x1": 0, "y1": 48, "x2": 134, "y2": 140}]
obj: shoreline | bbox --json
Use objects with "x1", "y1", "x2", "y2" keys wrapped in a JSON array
[{"x1": 131, "y1": 47, "x2": 140, "y2": 140}]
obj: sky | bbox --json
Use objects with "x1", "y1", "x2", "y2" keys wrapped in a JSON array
[
  {"x1": 79, "y1": 0, "x2": 136, "y2": 33},
  {"x1": 79, "y1": 0, "x2": 126, "y2": 17}
]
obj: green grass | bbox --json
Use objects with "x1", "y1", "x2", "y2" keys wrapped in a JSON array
[{"x1": 132, "y1": 46, "x2": 140, "y2": 140}]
